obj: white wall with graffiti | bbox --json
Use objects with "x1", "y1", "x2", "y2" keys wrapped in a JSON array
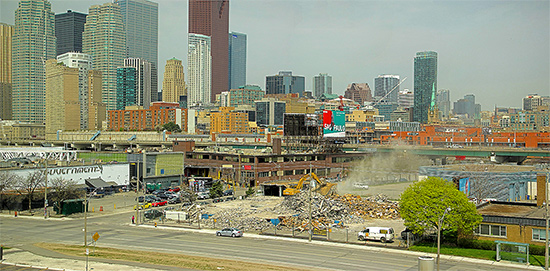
[{"x1": 8, "y1": 164, "x2": 129, "y2": 186}]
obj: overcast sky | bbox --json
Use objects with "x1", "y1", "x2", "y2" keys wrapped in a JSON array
[{"x1": 2, "y1": 0, "x2": 549, "y2": 110}]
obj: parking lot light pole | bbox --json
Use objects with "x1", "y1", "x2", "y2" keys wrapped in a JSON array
[{"x1": 437, "y1": 207, "x2": 451, "y2": 271}]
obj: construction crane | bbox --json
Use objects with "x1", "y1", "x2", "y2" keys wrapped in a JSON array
[{"x1": 373, "y1": 77, "x2": 407, "y2": 106}]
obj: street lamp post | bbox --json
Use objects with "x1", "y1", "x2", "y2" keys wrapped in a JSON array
[
  {"x1": 437, "y1": 207, "x2": 451, "y2": 271},
  {"x1": 84, "y1": 187, "x2": 99, "y2": 271}
]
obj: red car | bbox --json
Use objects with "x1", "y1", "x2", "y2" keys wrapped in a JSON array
[
  {"x1": 168, "y1": 187, "x2": 180, "y2": 193},
  {"x1": 151, "y1": 200, "x2": 167, "y2": 207}
]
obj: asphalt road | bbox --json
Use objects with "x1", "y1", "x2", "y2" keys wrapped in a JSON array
[{"x1": 0, "y1": 213, "x2": 525, "y2": 271}]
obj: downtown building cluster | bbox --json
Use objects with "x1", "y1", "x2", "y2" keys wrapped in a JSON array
[{"x1": 0, "y1": 0, "x2": 548, "y2": 142}]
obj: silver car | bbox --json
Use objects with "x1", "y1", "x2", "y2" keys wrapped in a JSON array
[{"x1": 216, "y1": 227, "x2": 243, "y2": 237}]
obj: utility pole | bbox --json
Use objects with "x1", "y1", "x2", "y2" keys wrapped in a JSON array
[
  {"x1": 308, "y1": 163, "x2": 313, "y2": 242},
  {"x1": 44, "y1": 159, "x2": 48, "y2": 219},
  {"x1": 135, "y1": 160, "x2": 140, "y2": 226}
]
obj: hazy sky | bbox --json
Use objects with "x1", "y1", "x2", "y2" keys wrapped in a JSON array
[{"x1": 2, "y1": 0, "x2": 549, "y2": 110}]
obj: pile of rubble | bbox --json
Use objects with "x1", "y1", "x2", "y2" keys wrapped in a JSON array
[{"x1": 203, "y1": 191, "x2": 400, "y2": 232}]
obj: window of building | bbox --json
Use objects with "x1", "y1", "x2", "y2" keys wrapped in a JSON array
[
  {"x1": 474, "y1": 224, "x2": 506, "y2": 237},
  {"x1": 533, "y1": 228, "x2": 546, "y2": 241}
]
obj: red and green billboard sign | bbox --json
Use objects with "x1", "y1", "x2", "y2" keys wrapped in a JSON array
[{"x1": 323, "y1": 110, "x2": 345, "y2": 138}]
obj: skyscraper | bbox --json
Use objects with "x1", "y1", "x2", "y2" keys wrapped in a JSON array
[
  {"x1": 265, "y1": 71, "x2": 305, "y2": 96},
  {"x1": 125, "y1": 58, "x2": 152, "y2": 109},
  {"x1": 344, "y1": 83, "x2": 372, "y2": 105},
  {"x1": 228, "y1": 32, "x2": 246, "y2": 90},
  {"x1": 374, "y1": 74, "x2": 399, "y2": 103},
  {"x1": 437, "y1": 89, "x2": 451, "y2": 118},
  {"x1": 45, "y1": 59, "x2": 80, "y2": 138},
  {"x1": 116, "y1": 67, "x2": 137, "y2": 110},
  {"x1": 55, "y1": 10, "x2": 87, "y2": 56},
  {"x1": 12, "y1": 0, "x2": 56, "y2": 123},
  {"x1": 413, "y1": 51, "x2": 437, "y2": 123},
  {"x1": 313, "y1": 73, "x2": 332, "y2": 98},
  {"x1": 162, "y1": 58, "x2": 186, "y2": 104},
  {"x1": 57, "y1": 52, "x2": 93, "y2": 129},
  {"x1": 187, "y1": 34, "x2": 211, "y2": 106},
  {"x1": 83, "y1": 3, "x2": 126, "y2": 111},
  {"x1": 0, "y1": 23, "x2": 13, "y2": 120},
  {"x1": 114, "y1": 0, "x2": 159, "y2": 103},
  {"x1": 188, "y1": 0, "x2": 229, "y2": 103}
]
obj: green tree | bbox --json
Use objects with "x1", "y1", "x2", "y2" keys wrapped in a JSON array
[
  {"x1": 400, "y1": 177, "x2": 482, "y2": 237},
  {"x1": 245, "y1": 187, "x2": 255, "y2": 198},
  {"x1": 209, "y1": 181, "x2": 223, "y2": 199},
  {"x1": 161, "y1": 122, "x2": 181, "y2": 133}
]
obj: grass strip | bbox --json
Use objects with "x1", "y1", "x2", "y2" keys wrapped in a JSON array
[
  {"x1": 35, "y1": 243, "x2": 310, "y2": 271},
  {"x1": 410, "y1": 243, "x2": 543, "y2": 267}
]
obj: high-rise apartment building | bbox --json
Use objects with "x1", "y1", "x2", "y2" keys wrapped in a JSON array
[
  {"x1": 45, "y1": 59, "x2": 80, "y2": 138},
  {"x1": 188, "y1": 0, "x2": 229, "y2": 102},
  {"x1": 108, "y1": 102, "x2": 187, "y2": 131},
  {"x1": 374, "y1": 74, "x2": 399, "y2": 103},
  {"x1": 413, "y1": 51, "x2": 438, "y2": 123},
  {"x1": 88, "y1": 70, "x2": 106, "y2": 130},
  {"x1": 83, "y1": 3, "x2": 126, "y2": 111},
  {"x1": 187, "y1": 34, "x2": 212, "y2": 106},
  {"x1": 114, "y1": 0, "x2": 159, "y2": 103},
  {"x1": 255, "y1": 98, "x2": 286, "y2": 126},
  {"x1": 12, "y1": 0, "x2": 57, "y2": 123},
  {"x1": 228, "y1": 85, "x2": 264, "y2": 107},
  {"x1": 398, "y1": 89, "x2": 414, "y2": 108},
  {"x1": 265, "y1": 71, "x2": 305, "y2": 96},
  {"x1": 57, "y1": 52, "x2": 93, "y2": 129},
  {"x1": 437, "y1": 89, "x2": 450, "y2": 119},
  {"x1": 55, "y1": 10, "x2": 87, "y2": 56},
  {"x1": 313, "y1": 73, "x2": 332, "y2": 98},
  {"x1": 125, "y1": 58, "x2": 152, "y2": 108},
  {"x1": 0, "y1": 23, "x2": 13, "y2": 120},
  {"x1": 228, "y1": 32, "x2": 246, "y2": 90},
  {"x1": 162, "y1": 58, "x2": 186, "y2": 103},
  {"x1": 116, "y1": 67, "x2": 137, "y2": 110},
  {"x1": 210, "y1": 106, "x2": 251, "y2": 135},
  {"x1": 344, "y1": 83, "x2": 372, "y2": 105}
]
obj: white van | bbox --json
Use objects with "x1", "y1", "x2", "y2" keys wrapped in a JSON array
[{"x1": 357, "y1": 227, "x2": 394, "y2": 243}]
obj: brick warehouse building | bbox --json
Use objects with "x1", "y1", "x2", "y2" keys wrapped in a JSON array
[{"x1": 108, "y1": 102, "x2": 187, "y2": 131}]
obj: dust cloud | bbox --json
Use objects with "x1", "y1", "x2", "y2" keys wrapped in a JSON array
[{"x1": 337, "y1": 149, "x2": 432, "y2": 195}]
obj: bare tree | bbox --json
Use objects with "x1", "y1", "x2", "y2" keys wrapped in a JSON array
[
  {"x1": 49, "y1": 177, "x2": 84, "y2": 205},
  {"x1": 0, "y1": 171, "x2": 20, "y2": 211},
  {"x1": 15, "y1": 170, "x2": 45, "y2": 213}
]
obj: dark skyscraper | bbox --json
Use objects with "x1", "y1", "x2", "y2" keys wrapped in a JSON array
[
  {"x1": 413, "y1": 51, "x2": 437, "y2": 123},
  {"x1": 265, "y1": 71, "x2": 305, "y2": 96},
  {"x1": 188, "y1": 0, "x2": 229, "y2": 103},
  {"x1": 228, "y1": 32, "x2": 246, "y2": 90},
  {"x1": 55, "y1": 10, "x2": 87, "y2": 56}
]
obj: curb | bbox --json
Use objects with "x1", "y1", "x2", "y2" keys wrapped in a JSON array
[{"x1": 0, "y1": 261, "x2": 76, "y2": 271}]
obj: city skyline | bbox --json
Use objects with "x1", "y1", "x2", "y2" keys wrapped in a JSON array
[{"x1": 1, "y1": 0, "x2": 548, "y2": 110}]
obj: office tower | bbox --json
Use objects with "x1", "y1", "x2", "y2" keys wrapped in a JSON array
[
  {"x1": 344, "y1": 83, "x2": 372, "y2": 105},
  {"x1": 162, "y1": 58, "x2": 186, "y2": 103},
  {"x1": 88, "y1": 70, "x2": 106, "y2": 130},
  {"x1": 55, "y1": 10, "x2": 87, "y2": 56},
  {"x1": 255, "y1": 98, "x2": 286, "y2": 126},
  {"x1": 453, "y1": 94, "x2": 481, "y2": 119},
  {"x1": 187, "y1": 34, "x2": 211, "y2": 106},
  {"x1": 45, "y1": 59, "x2": 80, "y2": 138},
  {"x1": 398, "y1": 89, "x2": 414, "y2": 108},
  {"x1": 83, "y1": 3, "x2": 126, "y2": 111},
  {"x1": 116, "y1": 67, "x2": 137, "y2": 110},
  {"x1": 125, "y1": 58, "x2": 152, "y2": 108},
  {"x1": 228, "y1": 85, "x2": 264, "y2": 107},
  {"x1": 189, "y1": 0, "x2": 229, "y2": 102},
  {"x1": 413, "y1": 51, "x2": 438, "y2": 123},
  {"x1": 57, "y1": 52, "x2": 93, "y2": 129},
  {"x1": 523, "y1": 94, "x2": 550, "y2": 112},
  {"x1": 12, "y1": 0, "x2": 56, "y2": 123},
  {"x1": 374, "y1": 74, "x2": 399, "y2": 103},
  {"x1": 437, "y1": 89, "x2": 450, "y2": 118},
  {"x1": 114, "y1": 0, "x2": 159, "y2": 103},
  {"x1": 228, "y1": 32, "x2": 246, "y2": 90},
  {"x1": 265, "y1": 71, "x2": 305, "y2": 96},
  {"x1": 313, "y1": 73, "x2": 332, "y2": 98},
  {"x1": 0, "y1": 23, "x2": 13, "y2": 120}
]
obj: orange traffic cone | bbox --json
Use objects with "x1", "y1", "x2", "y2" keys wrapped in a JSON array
[{"x1": 99, "y1": 206, "x2": 103, "y2": 211}]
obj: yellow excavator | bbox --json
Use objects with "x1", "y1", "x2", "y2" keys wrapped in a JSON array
[{"x1": 283, "y1": 172, "x2": 337, "y2": 196}]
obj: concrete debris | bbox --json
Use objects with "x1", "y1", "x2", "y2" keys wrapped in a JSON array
[{"x1": 206, "y1": 191, "x2": 399, "y2": 232}]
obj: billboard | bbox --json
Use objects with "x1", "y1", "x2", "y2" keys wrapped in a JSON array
[
  {"x1": 283, "y1": 113, "x2": 319, "y2": 136},
  {"x1": 323, "y1": 110, "x2": 345, "y2": 138}
]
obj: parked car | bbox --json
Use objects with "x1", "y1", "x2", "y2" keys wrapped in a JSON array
[
  {"x1": 223, "y1": 189, "x2": 234, "y2": 196},
  {"x1": 137, "y1": 196, "x2": 145, "y2": 202},
  {"x1": 151, "y1": 200, "x2": 167, "y2": 207},
  {"x1": 168, "y1": 196, "x2": 182, "y2": 204},
  {"x1": 216, "y1": 228, "x2": 243, "y2": 237},
  {"x1": 357, "y1": 227, "x2": 394, "y2": 243},
  {"x1": 168, "y1": 187, "x2": 180, "y2": 193},
  {"x1": 134, "y1": 203, "x2": 152, "y2": 210},
  {"x1": 144, "y1": 209, "x2": 164, "y2": 220},
  {"x1": 197, "y1": 192, "x2": 210, "y2": 200}
]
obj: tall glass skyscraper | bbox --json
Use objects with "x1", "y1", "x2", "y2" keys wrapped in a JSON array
[
  {"x1": 124, "y1": 58, "x2": 152, "y2": 109},
  {"x1": 413, "y1": 51, "x2": 437, "y2": 123},
  {"x1": 116, "y1": 67, "x2": 137, "y2": 110},
  {"x1": 55, "y1": 10, "x2": 87, "y2": 56},
  {"x1": 114, "y1": 0, "x2": 159, "y2": 103},
  {"x1": 188, "y1": 34, "x2": 211, "y2": 106},
  {"x1": 374, "y1": 74, "x2": 400, "y2": 103},
  {"x1": 313, "y1": 73, "x2": 332, "y2": 98},
  {"x1": 83, "y1": 3, "x2": 126, "y2": 111},
  {"x1": 228, "y1": 32, "x2": 246, "y2": 90},
  {"x1": 12, "y1": 0, "x2": 56, "y2": 123}
]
